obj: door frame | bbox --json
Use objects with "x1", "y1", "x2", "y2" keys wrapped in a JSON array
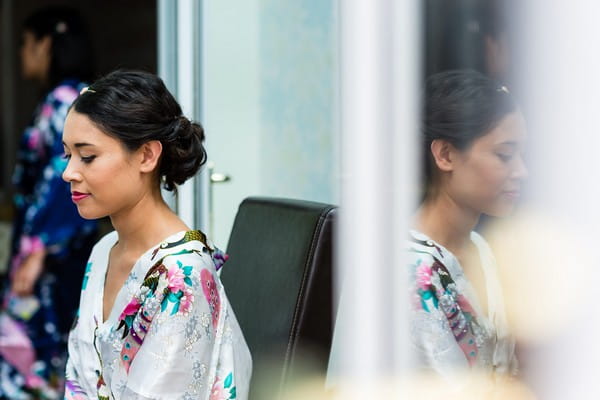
[{"x1": 157, "y1": 0, "x2": 208, "y2": 232}]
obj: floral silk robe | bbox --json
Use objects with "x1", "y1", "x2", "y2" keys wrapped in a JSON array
[
  {"x1": 64, "y1": 230, "x2": 252, "y2": 399},
  {"x1": 408, "y1": 230, "x2": 517, "y2": 382}
]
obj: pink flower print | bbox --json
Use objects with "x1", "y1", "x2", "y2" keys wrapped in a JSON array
[
  {"x1": 27, "y1": 129, "x2": 42, "y2": 150},
  {"x1": 54, "y1": 86, "x2": 78, "y2": 103},
  {"x1": 20, "y1": 235, "x2": 44, "y2": 255},
  {"x1": 459, "y1": 335, "x2": 479, "y2": 367},
  {"x1": 179, "y1": 287, "x2": 195, "y2": 314},
  {"x1": 210, "y1": 385, "x2": 226, "y2": 400},
  {"x1": 416, "y1": 261, "x2": 433, "y2": 291},
  {"x1": 456, "y1": 294, "x2": 475, "y2": 315},
  {"x1": 120, "y1": 336, "x2": 141, "y2": 373},
  {"x1": 201, "y1": 269, "x2": 221, "y2": 329},
  {"x1": 41, "y1": 104, "x2": 53, "y2": 117},
  {"x1": 209, "y1": 377, "x2": 226, "y2": 400},
  {"x1": 210, "y1": 373, "x2": 236, "y2": 400},
  {"x1": 25, "y1": 373, "x2": 45, "y2": 389},
  {"x1": 119, "y1": 297, "x2": 141, "y2": 320},
  {"x1": 167, "y1": 264, "x2": 186, "y2": 292}
]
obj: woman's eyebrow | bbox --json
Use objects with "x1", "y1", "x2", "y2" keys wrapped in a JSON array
[
  {"x1": 62, "y1": 141, "x2": 95, "y2": 148},
  {"x1": 496, "y1": 141, "x2": 517, "y2": 147},
  {"x1": 74, "y1": 142, "x2": 95, "y2": 148}
]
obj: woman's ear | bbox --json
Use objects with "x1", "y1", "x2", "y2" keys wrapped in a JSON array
[
  {"x1": 430, "y1": 139, "x2": 457, "y2": 172},
  {"x1": 138, "y1": 140, "x2": 163, "y2": 173}
]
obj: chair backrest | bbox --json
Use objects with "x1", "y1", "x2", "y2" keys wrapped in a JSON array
[{"x1": 221, "y1": 196, "x2": 336, "y2": 399}]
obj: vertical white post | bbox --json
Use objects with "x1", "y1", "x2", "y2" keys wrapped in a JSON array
[
  {"x1": 157, "y1": 0, "x2": 178, "y2": 211},
  {"x1": 175, "y1": 0, "x2": 197, "y2": 228},
  {"x1": 158, "y1": 0, "x2": 205, "y2": 230},
  {"x1": 195, "y1": 1, "x2": 209, "y2": 234},
  {"x1": 391, "y1": 0, "x2": 421, "y2": 376},
  {"x1": 157, "y1": 0, "x2": 178, "y2": 92},
  {"x1": 334, "y1": 0, "x2": 419, "y2": 395},
  {"x1": 517, "y1": 2, "x2": 600, "y2": 398}
]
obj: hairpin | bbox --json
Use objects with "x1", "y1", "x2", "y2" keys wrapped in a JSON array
[
  {"x1": 79, "y1": 87, "x2": 96, "y2": 95},
  {"x1": 56, "y1": 21, "x2": 68, "y2": 34}
]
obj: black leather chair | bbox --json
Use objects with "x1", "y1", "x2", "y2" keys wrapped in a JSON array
[{"x1": 220, "y1": 197, "x2": 336, "y2": 399}]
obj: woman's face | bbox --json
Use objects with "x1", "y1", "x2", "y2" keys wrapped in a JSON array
[
  {"x1": 20, "y1": 30, "x2": 50, "y2": 81},
  {"x1": 446, "y1": 111, "x2": 528, "y2": 217},
  {"x1": 62, "y1": 110, "x2": 149, "y2": 220}
]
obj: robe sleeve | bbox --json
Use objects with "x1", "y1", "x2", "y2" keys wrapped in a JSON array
[
  {"x1": 117, "y1": 252, "x2": 241, "y2": 399},
  {"x1": 408, "y1": 251, "x2": 471, "y2": 383}
]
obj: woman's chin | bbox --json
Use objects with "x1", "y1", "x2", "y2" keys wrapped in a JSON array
[
  {"x1": 75, "y1": 206, "x2": 106, "y2": 220},
  {"x1": 483, "y1": 203, "x2": 518, "y2": 218}
]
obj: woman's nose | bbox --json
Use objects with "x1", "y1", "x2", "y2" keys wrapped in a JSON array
[
  {"x1": 62, "y1": 158, "x2": 79, "y2": 183},
  {"x1": 513, "y1": 154, "x2": 528, "y2": 180}
]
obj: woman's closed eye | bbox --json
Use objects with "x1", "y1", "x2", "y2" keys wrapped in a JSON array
[
  {"x1": 81, "y1": 155, "x2": 96, "y2": 164},
  {"x1": 496, "y1": 152, "x2": 513, "y2": 162},
  {"x1": 62, "y1": 153, "x2": 96, "y2": 164}
]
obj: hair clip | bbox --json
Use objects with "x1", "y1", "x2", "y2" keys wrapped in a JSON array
[
  {"x1": 497, "y1": 85, "x2": 510, "y2": 94},
  {"x1": 79, "y1": 87, "x2": 96, "y2": 95},
  {"x1": 56, "y1": 21, "x2": 68, "y2": 34}
]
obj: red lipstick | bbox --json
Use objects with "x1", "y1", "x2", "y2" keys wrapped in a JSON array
[
  {"x1": 71, "y1": 191, "x2": 90, "y2": 202},
  {"x1": 503, "y1": 190, "x2": 520, "y2": 200}
]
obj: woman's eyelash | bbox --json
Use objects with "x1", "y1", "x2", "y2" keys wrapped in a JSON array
[
  {"x1": 81, "y1": 155, "x2": 96, "y2": 163},
  {"x1": 62, "y1": 153, "x2": 96, "y2": 163}
]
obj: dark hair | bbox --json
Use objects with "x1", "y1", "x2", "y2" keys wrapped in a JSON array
[
  {"x1": 23, "y1": 6, "x2": 93, "y2": 86},
  {"x1": 72, "y1": 70, "x2": 207, "y2": 192},
  {"x1": 422, "y1": 69, "x2": 518, "y2": 195}
]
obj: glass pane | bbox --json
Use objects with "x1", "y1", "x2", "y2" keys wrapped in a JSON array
[{"x1": 203, "y1": 0, "x2": 338, "y2": 247}]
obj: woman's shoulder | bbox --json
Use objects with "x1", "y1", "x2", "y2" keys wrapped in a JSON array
[
  {"x1": 144, "y1": 233, "x2": 223, "y2": 318},
  {"x1": 91, "y1": 230, "x2": 118, "y2": 255},
  {"x1": 470, "y1": 230, "x2": 492, "y2": 253},
  {"x1": 469, "y1": 230, "x2": 498, "y2": 272},
  {"x1": 407, "y1": 230, "x2": 446, "y2": 263},
  {"x1": 161, "y1": 254, "x2": 216, "y2": 283},
  {"x1": 156, "y1": 230, "x2": 220, "y2": 274},
  {"x1": 406, "y1": 230, "x2": 458, "y2": 286}
]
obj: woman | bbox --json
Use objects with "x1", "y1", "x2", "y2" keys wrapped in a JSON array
[
  {"x1": 409, "y1": 70, "x2": 527, "y2": 382},
  {"x1": 61, "y1": 70, "x2": 252, "y2": 399},
  {"x1": 0, "y1": 7, "x2": 97, "y2": 399}
]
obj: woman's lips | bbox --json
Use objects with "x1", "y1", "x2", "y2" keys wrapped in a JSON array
[{"x1": 71, "y1": 191, "x2": 90, "y2": 202}]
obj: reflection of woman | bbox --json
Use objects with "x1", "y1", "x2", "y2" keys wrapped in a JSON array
[
  {"x1": 409, "y1": 70, "x2": 526, "y2": 382},
  {"x1": 0, "y1": 7, "x2": 97, "y2": 399},
  {"x1": 62, "y1": 70, "x2": 251, "y2": 399}
]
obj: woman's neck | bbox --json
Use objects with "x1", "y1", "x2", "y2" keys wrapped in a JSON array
[
  {"x1": 109, "y1": 189, "x2": 189, "y2": 255},
  {"x1": 414, "y1": 192, "x2": 481, "y2": 255}
]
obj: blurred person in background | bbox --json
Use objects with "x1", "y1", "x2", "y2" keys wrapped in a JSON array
[
  {"x1": 425, "y1": 0, "x2": 513, "y2": 83},
  {"x1": 0, "y1": 6, "x2": 98, "y2": 399},
  {"x1": 408, "y1": 70, "x2": 527, "y2": 389}
]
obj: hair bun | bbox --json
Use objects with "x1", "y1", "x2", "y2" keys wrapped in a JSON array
[{"x1": 160, "y1": 116, "x2": 207, "y2": 191}]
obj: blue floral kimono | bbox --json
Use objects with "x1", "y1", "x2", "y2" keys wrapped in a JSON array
[{"x1": 0, "y1": 80, "x2": 98, "y2": 399}]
